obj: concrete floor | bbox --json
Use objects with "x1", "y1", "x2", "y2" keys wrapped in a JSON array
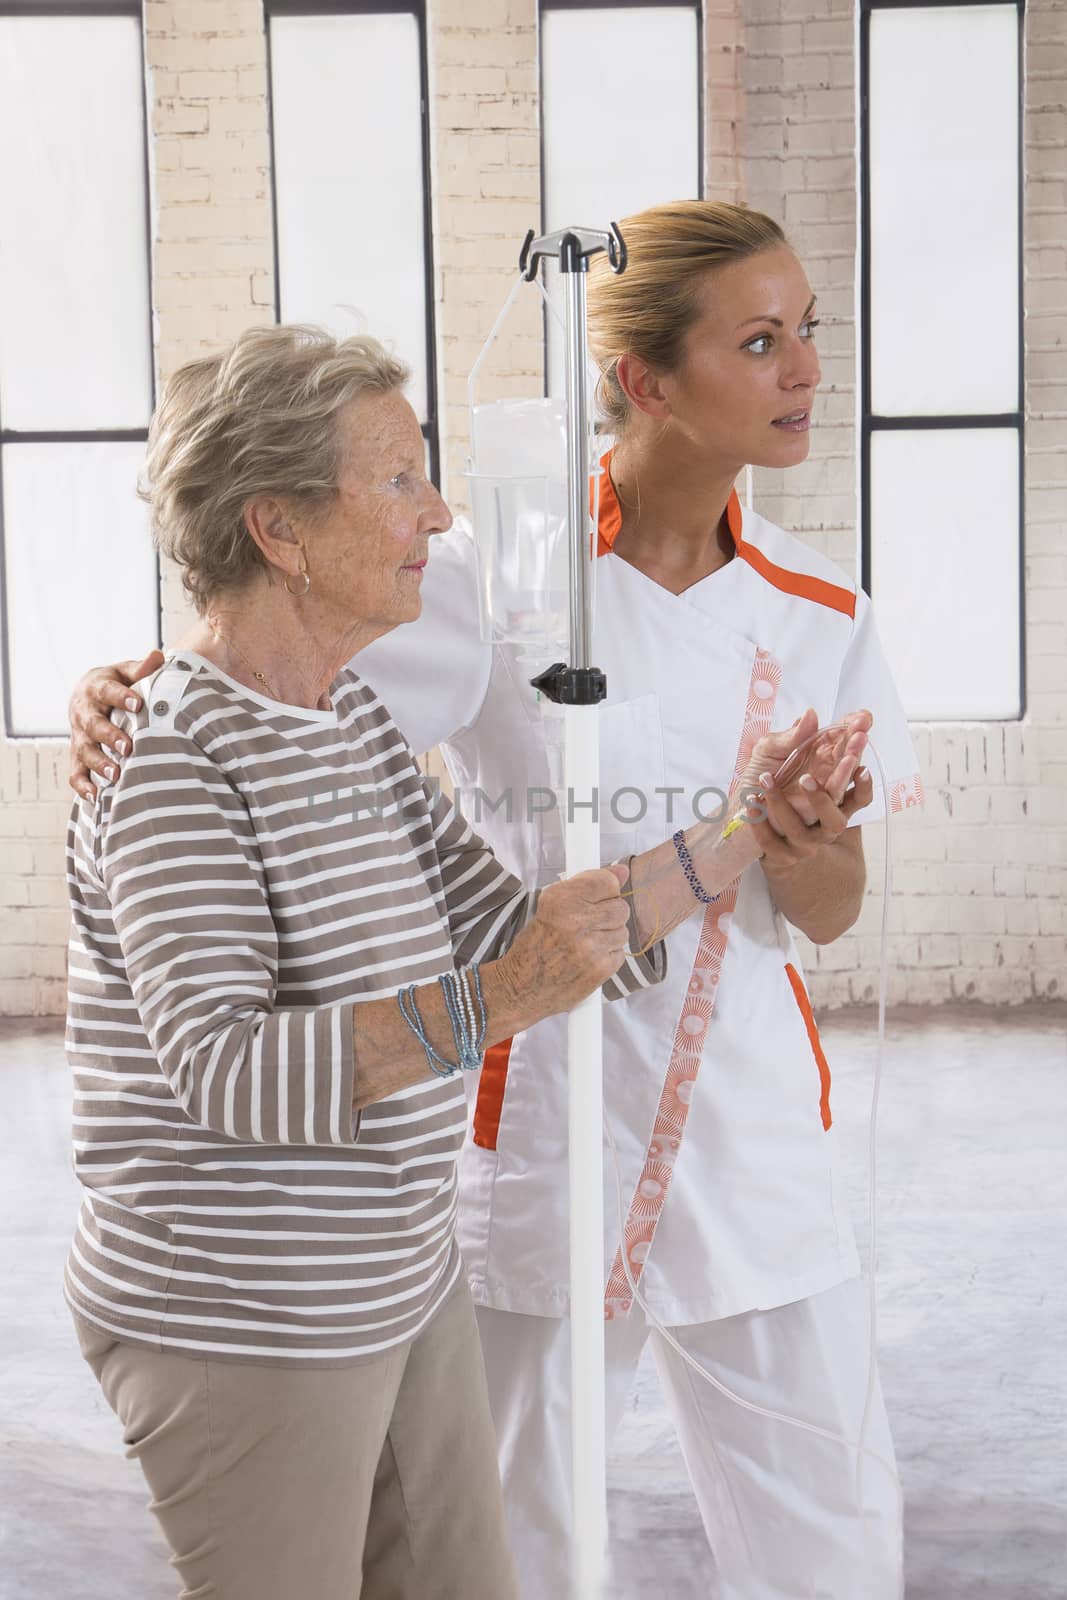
[{"x1": 0, "y1": 1007, "x2": 1064, "y2": 1599}]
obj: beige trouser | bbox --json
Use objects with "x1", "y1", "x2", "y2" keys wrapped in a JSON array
[{"x1": 74, "y1": 1280, "x2": 518, "y2": 1600}]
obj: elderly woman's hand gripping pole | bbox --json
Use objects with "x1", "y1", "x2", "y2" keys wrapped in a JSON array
[{"x1": 349, "y1": 863, "x2": 633, "y2": 1110}]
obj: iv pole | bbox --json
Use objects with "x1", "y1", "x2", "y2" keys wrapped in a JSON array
[{"x1": 520, "y1": 222, "x2": 628, "y2": 1600}]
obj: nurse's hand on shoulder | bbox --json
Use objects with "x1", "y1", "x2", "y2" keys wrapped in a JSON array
[
  {"x1": 498, "y1": 865, "x2": 632, "y2": 1024},
  {"x1": 67, "y1": 650, "x2": 165, "y2": 804},
  {"x1": 742, "y1": 708, "x2": 875, "y2": 871}
]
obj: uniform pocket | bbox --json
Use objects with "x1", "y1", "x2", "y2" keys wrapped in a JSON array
[
  {"x1": 597, "y1": 693, "x2": 667, "y2": 860},
  {"x1": 536, "y1": 692, "x2": 667, "y2": 874},
  {"x1": 784, "y1": 962, "x2": 832, "y2": 1131}
]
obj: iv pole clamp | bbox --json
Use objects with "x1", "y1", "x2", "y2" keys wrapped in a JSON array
[{"x1": 520, "y1": 225, "x2": 626, "y2": 711}]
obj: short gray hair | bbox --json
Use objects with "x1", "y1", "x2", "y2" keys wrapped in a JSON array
[{"x1": 142, "y1": 324, "x2": 410, "y2": 614}]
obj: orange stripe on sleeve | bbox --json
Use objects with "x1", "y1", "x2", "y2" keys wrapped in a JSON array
[{"x1": 784, "y1": 963, "x2": 833, "y2": 1131}]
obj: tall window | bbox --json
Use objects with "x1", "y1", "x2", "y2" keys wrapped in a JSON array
[
  {"x1": 0, "y1": 2, "x2": 156, "y2": 737},
  {"x1": 266, "y1": 1, "x2": 439, "y2": 480},
  {"x1": 860, "y1": 0, "x2": 1024, "y2": 721},
  {"x1": 540, "y1": 0, "x2": 702, "y2": 391}
]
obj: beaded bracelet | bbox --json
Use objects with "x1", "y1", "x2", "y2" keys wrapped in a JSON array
[
  {"x1": 459, "y1": 964, "x2": 487, "y2": 1061},
  {"x1": 397, "y1": 962, "x2": 488, "y2": 1079},
  {"x1": 397, "y1": 983, "x2": 459, "y2": 1078},
  {"x1": 440, "y1": 967, "x2": 486, "y2": 1073},
  {"x1": 446, "y1": 964, "x2": 486, "y2": 1070},
  {"x1": 671, "y1": 829, "x2": 721, "y2": 905}
]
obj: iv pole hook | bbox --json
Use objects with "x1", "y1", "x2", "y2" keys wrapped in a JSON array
[{"x1": 519, "y1": 223, "x2": 627, "y2": 282}]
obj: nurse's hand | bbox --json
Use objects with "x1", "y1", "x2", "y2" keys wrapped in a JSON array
[
  {"x1": 68, "y1": 651, "x2": 165, "y2": 803},
  {"x1": 496, "y1": 865, "x2": 632, "y2": 1026},
  {"x1": 741, "y1": 708, "x2": 872, "y2": 853}
]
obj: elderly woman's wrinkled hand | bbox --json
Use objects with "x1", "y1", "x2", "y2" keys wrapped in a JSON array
[
  {"x1": 497, "y1": 865, "x2": 632, "y2": 1026},
  {"x1": 68, "y1": 650, "x2": 164, "y2": 803}
]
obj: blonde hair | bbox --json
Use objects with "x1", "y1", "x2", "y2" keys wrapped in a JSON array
[
  {"x1": 587, "y1": 200, "x2": 788, "y2": 433},
  {"x1": 142, "y1": 324, "x2": 410, "y2": 614}
]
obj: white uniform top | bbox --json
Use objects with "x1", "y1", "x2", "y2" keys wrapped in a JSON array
[{"x1": 356, "y1": 463, "x2": 924, "y2": 1325}]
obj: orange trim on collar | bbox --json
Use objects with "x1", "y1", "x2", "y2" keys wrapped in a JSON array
[
  {"x1": 593, "y1": 452, "x2": 624, "y2": 555},
  {"x1": 594, "y1": 450, "x2": 854, "y2": 619},
  {"x1": 594, "y1": 449, "x2": 743, "y2": 562}
]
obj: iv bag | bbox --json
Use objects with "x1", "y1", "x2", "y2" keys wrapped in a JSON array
[{"x1": 467, "y1": 397, "x2": 570, "y2": 650}]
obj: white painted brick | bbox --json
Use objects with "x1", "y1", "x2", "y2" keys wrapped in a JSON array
[
  {"x1": 913, "y1": 934, "x2": 962, "y2": 969},
  {"x1": 0, "y1": 979, "x2": 39, "y2": 1015},
  {"x1": 993, "y1": 866, "x2": 1027, "y2": 897},
  {"x1": 32, "y1": 945, "x2": 68, "y2": 981},
  {"x1": 951, "y1": 969, "x2": 1035, "y2": 1005},
  {"x1": 1004, "y1": 901, "x2": 1042, "y2": 937}
]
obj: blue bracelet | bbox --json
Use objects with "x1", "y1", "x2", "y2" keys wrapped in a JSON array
[
  {"x1": 397, "y1": 983, "x2": 460, "y2": 1078},
  {"x1": 397, "y1": 964, "x2": 489, "y2": 1080},
  {"x1": 671, "y1": 829, "x2": 720, "y2": 905}
]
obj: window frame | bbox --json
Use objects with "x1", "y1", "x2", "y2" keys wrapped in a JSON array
[
  {"x1": 858, "y1": 0, "x2": 1026, "y2": 722},
  {"x1": 0, "y1": 0, "x2": 158, "y2": 739},
  {"x1": 263, "y1": 0, "x2": 441, "y2": 487}
]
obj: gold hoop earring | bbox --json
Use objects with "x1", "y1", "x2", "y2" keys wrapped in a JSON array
[{"x1": 285, "y1": 551, "x2": 311, "y2": 597}]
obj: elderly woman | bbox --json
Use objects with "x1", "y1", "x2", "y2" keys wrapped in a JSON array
[{"x1": 65, "y1": 325, "x2": 678, "y2": 1600}]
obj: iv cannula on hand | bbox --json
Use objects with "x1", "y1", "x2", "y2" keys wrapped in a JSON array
[{"x1": 625, "y1": 711, "x2": 871, "y2": 953}]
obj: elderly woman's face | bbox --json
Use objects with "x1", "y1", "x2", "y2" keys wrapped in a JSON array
[{"x1": 307, "y1": 390, "x2": 452, "y2": 633}]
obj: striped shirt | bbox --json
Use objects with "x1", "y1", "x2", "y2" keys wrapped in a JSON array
[{"x1": 65, "y1": 652, "x2": 660, "y2": 1366}]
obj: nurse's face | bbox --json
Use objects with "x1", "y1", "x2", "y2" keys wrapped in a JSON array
[{"x1": 659, "y1": 247, "x2": 822, "y2": 472}]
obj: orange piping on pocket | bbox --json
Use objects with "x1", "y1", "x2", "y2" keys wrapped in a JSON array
[
  {"x1": 473, "y1": 1037, "x2": 513, "y2": 1151},
  {"x1": 784, "y1": 962, "x2": 832, "y2": 1131}
]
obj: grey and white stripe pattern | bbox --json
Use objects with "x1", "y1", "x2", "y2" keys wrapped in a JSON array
[{"x1": 65, "y1": 655, "x2": 662, "y2": 1366}]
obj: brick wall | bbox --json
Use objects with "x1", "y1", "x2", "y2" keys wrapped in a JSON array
[
  {"x1": 146, "y1": 0, "x2": 275, "y2": 637},
  {"x1": 0, "y1": 743, "x2": 71, "y2": 1016},
  {"x1": 2, "y1": 0, "x2": 1063, "y2": 1014},
  {"x1": 704, "y1": 0, "x2": 745, "y2": 204}
]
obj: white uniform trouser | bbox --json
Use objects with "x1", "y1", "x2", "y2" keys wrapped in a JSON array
[{"x1": 475, "y1": 1276, "x2": 902, "y2": 1600}]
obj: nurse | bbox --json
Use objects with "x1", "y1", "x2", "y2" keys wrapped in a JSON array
[
  {"x1": 68, "y1": 201, "x2": 922, "y2": 1599},
  {"x1": 445, "y1": 203, "x2": 922, "y2": 1600}
]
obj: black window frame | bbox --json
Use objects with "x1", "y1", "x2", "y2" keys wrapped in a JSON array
[
  {"x1": 264, "y1": 0, "x2": 440, "y2": 487},
  {"x1": 859, "y1": 0, "x2": 1026, "y2": 722},
  {"x1": 0, "y1": 0, "x2": 157, "y2": 740}
]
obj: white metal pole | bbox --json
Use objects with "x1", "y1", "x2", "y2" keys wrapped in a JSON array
[
  {"x1": 562, "y1": 255, "x2": 607, "y2": 1600},
  {"x1": 565, "y1": 709, "x2": 607, "y2": 1600}
]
